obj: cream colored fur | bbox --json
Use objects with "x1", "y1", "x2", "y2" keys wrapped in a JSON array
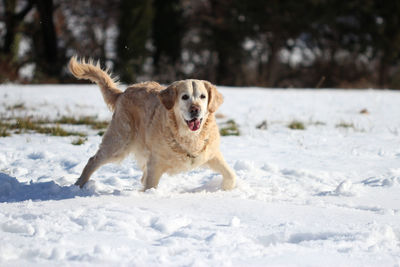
[{"x1": 69, "y1": 57, "x2": 236, "y2": 191}]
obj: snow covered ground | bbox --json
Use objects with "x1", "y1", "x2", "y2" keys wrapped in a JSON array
[{"x1": 0, "y1": 84, "x2": 399, "y2": 266}]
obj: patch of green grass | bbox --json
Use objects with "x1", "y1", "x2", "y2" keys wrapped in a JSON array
[
  {"x1": 71, "y1": 137, "x2": 87, "y2": 145},
  {"x1": 0, "y1": 126, "x2": 10, "y2": 137},
  {"x1": 90, "y1": 121, "x2": 109, "y2": 130},
  {"x1": 0, "y1": 120, "x2": 11, "y2": 137},
  {"x1": 55, "y1": 116, "x2": 108, "y2": 129},
  {"x1": 336, "y1": 122, "x2": 355, "y2": 129},
  {"x1": 10, "y1": 117, "x2": 37, "y2": 133},
  {"x1": 38, "y1": 125, "x2": 86, "y2": 137},
  {"x1": 3, "y1": 117, "x2": 86, "y2": 137},
  {"x1": 288, "y1": 120, "x2": 306, "y2": 130},
  {"x1": 220, "y1": 119, "x2": 240, "y2": 136}
]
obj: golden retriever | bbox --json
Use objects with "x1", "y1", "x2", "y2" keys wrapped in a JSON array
[{"x1": 68, "y1": 57, "x2": 236, "y2": 191}]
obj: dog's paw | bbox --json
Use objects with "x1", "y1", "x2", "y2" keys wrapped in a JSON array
[
  {"x1": 222, "y1": 177, "x2": 236, "y2": 191},
  {"x1": 74, "y1": 178, "x2": 85, "y2": 188}
]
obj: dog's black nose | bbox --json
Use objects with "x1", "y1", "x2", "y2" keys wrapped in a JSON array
[{"x1": 190, "y1": 105, "x2": 200, "y2": 118}]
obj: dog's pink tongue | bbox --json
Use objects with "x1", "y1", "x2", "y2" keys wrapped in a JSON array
[{"x1": 188, "y1": 119, "x2": 200, "y2": 131}]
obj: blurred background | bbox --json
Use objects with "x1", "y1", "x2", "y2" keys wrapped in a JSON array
[{"x1": 1, "y1": 0, "x2": 400, "y2": 89}]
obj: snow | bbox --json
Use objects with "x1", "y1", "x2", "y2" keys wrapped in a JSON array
[{"x1": 0, "y1": 84, "x2": 400, "y2": 266}]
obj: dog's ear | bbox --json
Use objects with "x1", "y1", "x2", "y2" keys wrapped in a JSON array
[
  {"x1": 159, "y1": 85, "x2": 177, "y2": 110},
  {"x1": 204, "y1": 81, "x2": 223, "y2": 113}
]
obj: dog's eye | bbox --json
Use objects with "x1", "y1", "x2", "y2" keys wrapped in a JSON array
[
  {"x1": 181, "y1": 95, "x2": 189, "y2": 100},
  {"x1": 200, "y1": 94, "x2": 206, "y2": 99}
]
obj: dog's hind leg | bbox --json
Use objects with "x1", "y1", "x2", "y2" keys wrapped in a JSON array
[
  {"x1": 205, "y1": 152, "x2": 236, "y2": 190},
  {"x1": 142, "y1": 157, "x2": 165, "y2": 191},
  {"x1": 75, "y1": 152, "x2": 108, "y2": 188},
  {"x1": 140, "y1": 168, "x2": 147, "y2": 185},
  {"x1": 75, "y1": 115, "x2": 132, "y2": 188}
]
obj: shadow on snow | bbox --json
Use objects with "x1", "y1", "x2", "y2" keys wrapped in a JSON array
[{"x1": 0, "y1": 172, "x2": 95, "y2": 203}]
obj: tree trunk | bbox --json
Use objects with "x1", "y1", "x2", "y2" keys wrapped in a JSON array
[
  {"x1": 116, "y1": 0, "x2": 153, "y2": 83},
  {"x1": 2, "y1": 0, "x2": 34, "y2": 55},
  {"x1": 266, "y1": 39, "x2": 281, "y2": 87},
  {"x1": 35, "y1": 0, "x2": 60, "y2": 76},
  {"x1": 378, "y1": 56, "x2": 388, "y2": 89},
  {"x1": 209, "y1": 0, "x2": 242, "y2": 86}
]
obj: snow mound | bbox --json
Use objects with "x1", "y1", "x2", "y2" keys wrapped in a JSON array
[
  {"x1": 234, "y1": 160, "x2": 255, "y2": 171},
  {"x1": 152, "y1": 216, "x2": 192, "y2": 234},
  {"x1": 335, "y1": 180, "x2": 357, "y2": 196}
]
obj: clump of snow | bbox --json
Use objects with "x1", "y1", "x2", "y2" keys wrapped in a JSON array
[
  {"x1": 334, "y1": 180, "x2": 356, "y2": 196},
  {"x1": 152, "y1": 216, "x2": 192, "y2": 234},
  {"x1": 230, "y1": 216, "x2": 241, "y2": 227},
  {"x1": 363, "y1": 225, "x2": 399, "y2": 252},
  {"x1": 234, "y1": 160, "x2": 255, "y2": 171},
  {"x1": 261, "y1": 162, "x2": 280, "y2": 173},
  {"x1": 2, "y1": 220, "x2": 35, "y2": 236}
]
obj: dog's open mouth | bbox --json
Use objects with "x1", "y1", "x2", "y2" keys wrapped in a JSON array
[{"x1": 186, "y1": 118, "x2": 202, "y2": 131}]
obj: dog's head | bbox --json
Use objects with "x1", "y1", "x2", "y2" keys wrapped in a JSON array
[{"x1": 159, "y1": 79, "x2": 223, "y2": 132}]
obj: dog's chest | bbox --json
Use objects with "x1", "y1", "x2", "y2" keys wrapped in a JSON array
[
  {"x1": 161, "y1": 128, "x2": 211, "y2": 173},
  {"x1": 171, "y1": 137, "x2": 208, "y2": 160},
  {"x1": 184, "y1": 152, "x2": 205, "y2": 166},
  {"x1": 162, "y1": 145, "x2": 208, "y2": 174},
  {"x1": 173, "y1": 152, "x2": 207, "y2": 171}
]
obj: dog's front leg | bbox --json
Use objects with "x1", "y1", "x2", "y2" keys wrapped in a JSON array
[
  {"x1": 206, "y1": 152, "x2": 236, "y2": 190},
  {"x1": 142, "y1": 157, "x2": 164, "y2": 191}
]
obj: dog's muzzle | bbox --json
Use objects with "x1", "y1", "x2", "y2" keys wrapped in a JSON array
[{"x1": 186, "y1": 105, "x2": 202, "y2": 131}]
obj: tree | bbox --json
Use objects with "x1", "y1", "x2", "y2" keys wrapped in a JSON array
[
  {"x1": 1, "y1": 0, "x2": 64, "y2": 82},
  {"x1": 0, "y1": 0, "x2": 34, "y2": 82},
  {"x1": 33, "y1": 0, "x2": 61, "y2": 78},
  {"x1": 152, "y1": 0, "x2": 184, "y2": 77},
  {"x1": 369, "y1": 1, "x2": 400, "y2": 88},
  {"x1": 58, "y1": 0, "x2": 120, "y2": 63},
  {"x1": 116, "y1": 0, "x2": 153, "y2": 84},
  {"x1": 207, "y1": 0, "x2": 247, "y2": 85},
  {"x1": 242, "y1": 0, "x2": 318, "y2": 87}
]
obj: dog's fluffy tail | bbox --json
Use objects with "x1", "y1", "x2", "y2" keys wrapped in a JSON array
[{"x1": 69, "y1": 56, "x2": 122, "y2": 111}]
